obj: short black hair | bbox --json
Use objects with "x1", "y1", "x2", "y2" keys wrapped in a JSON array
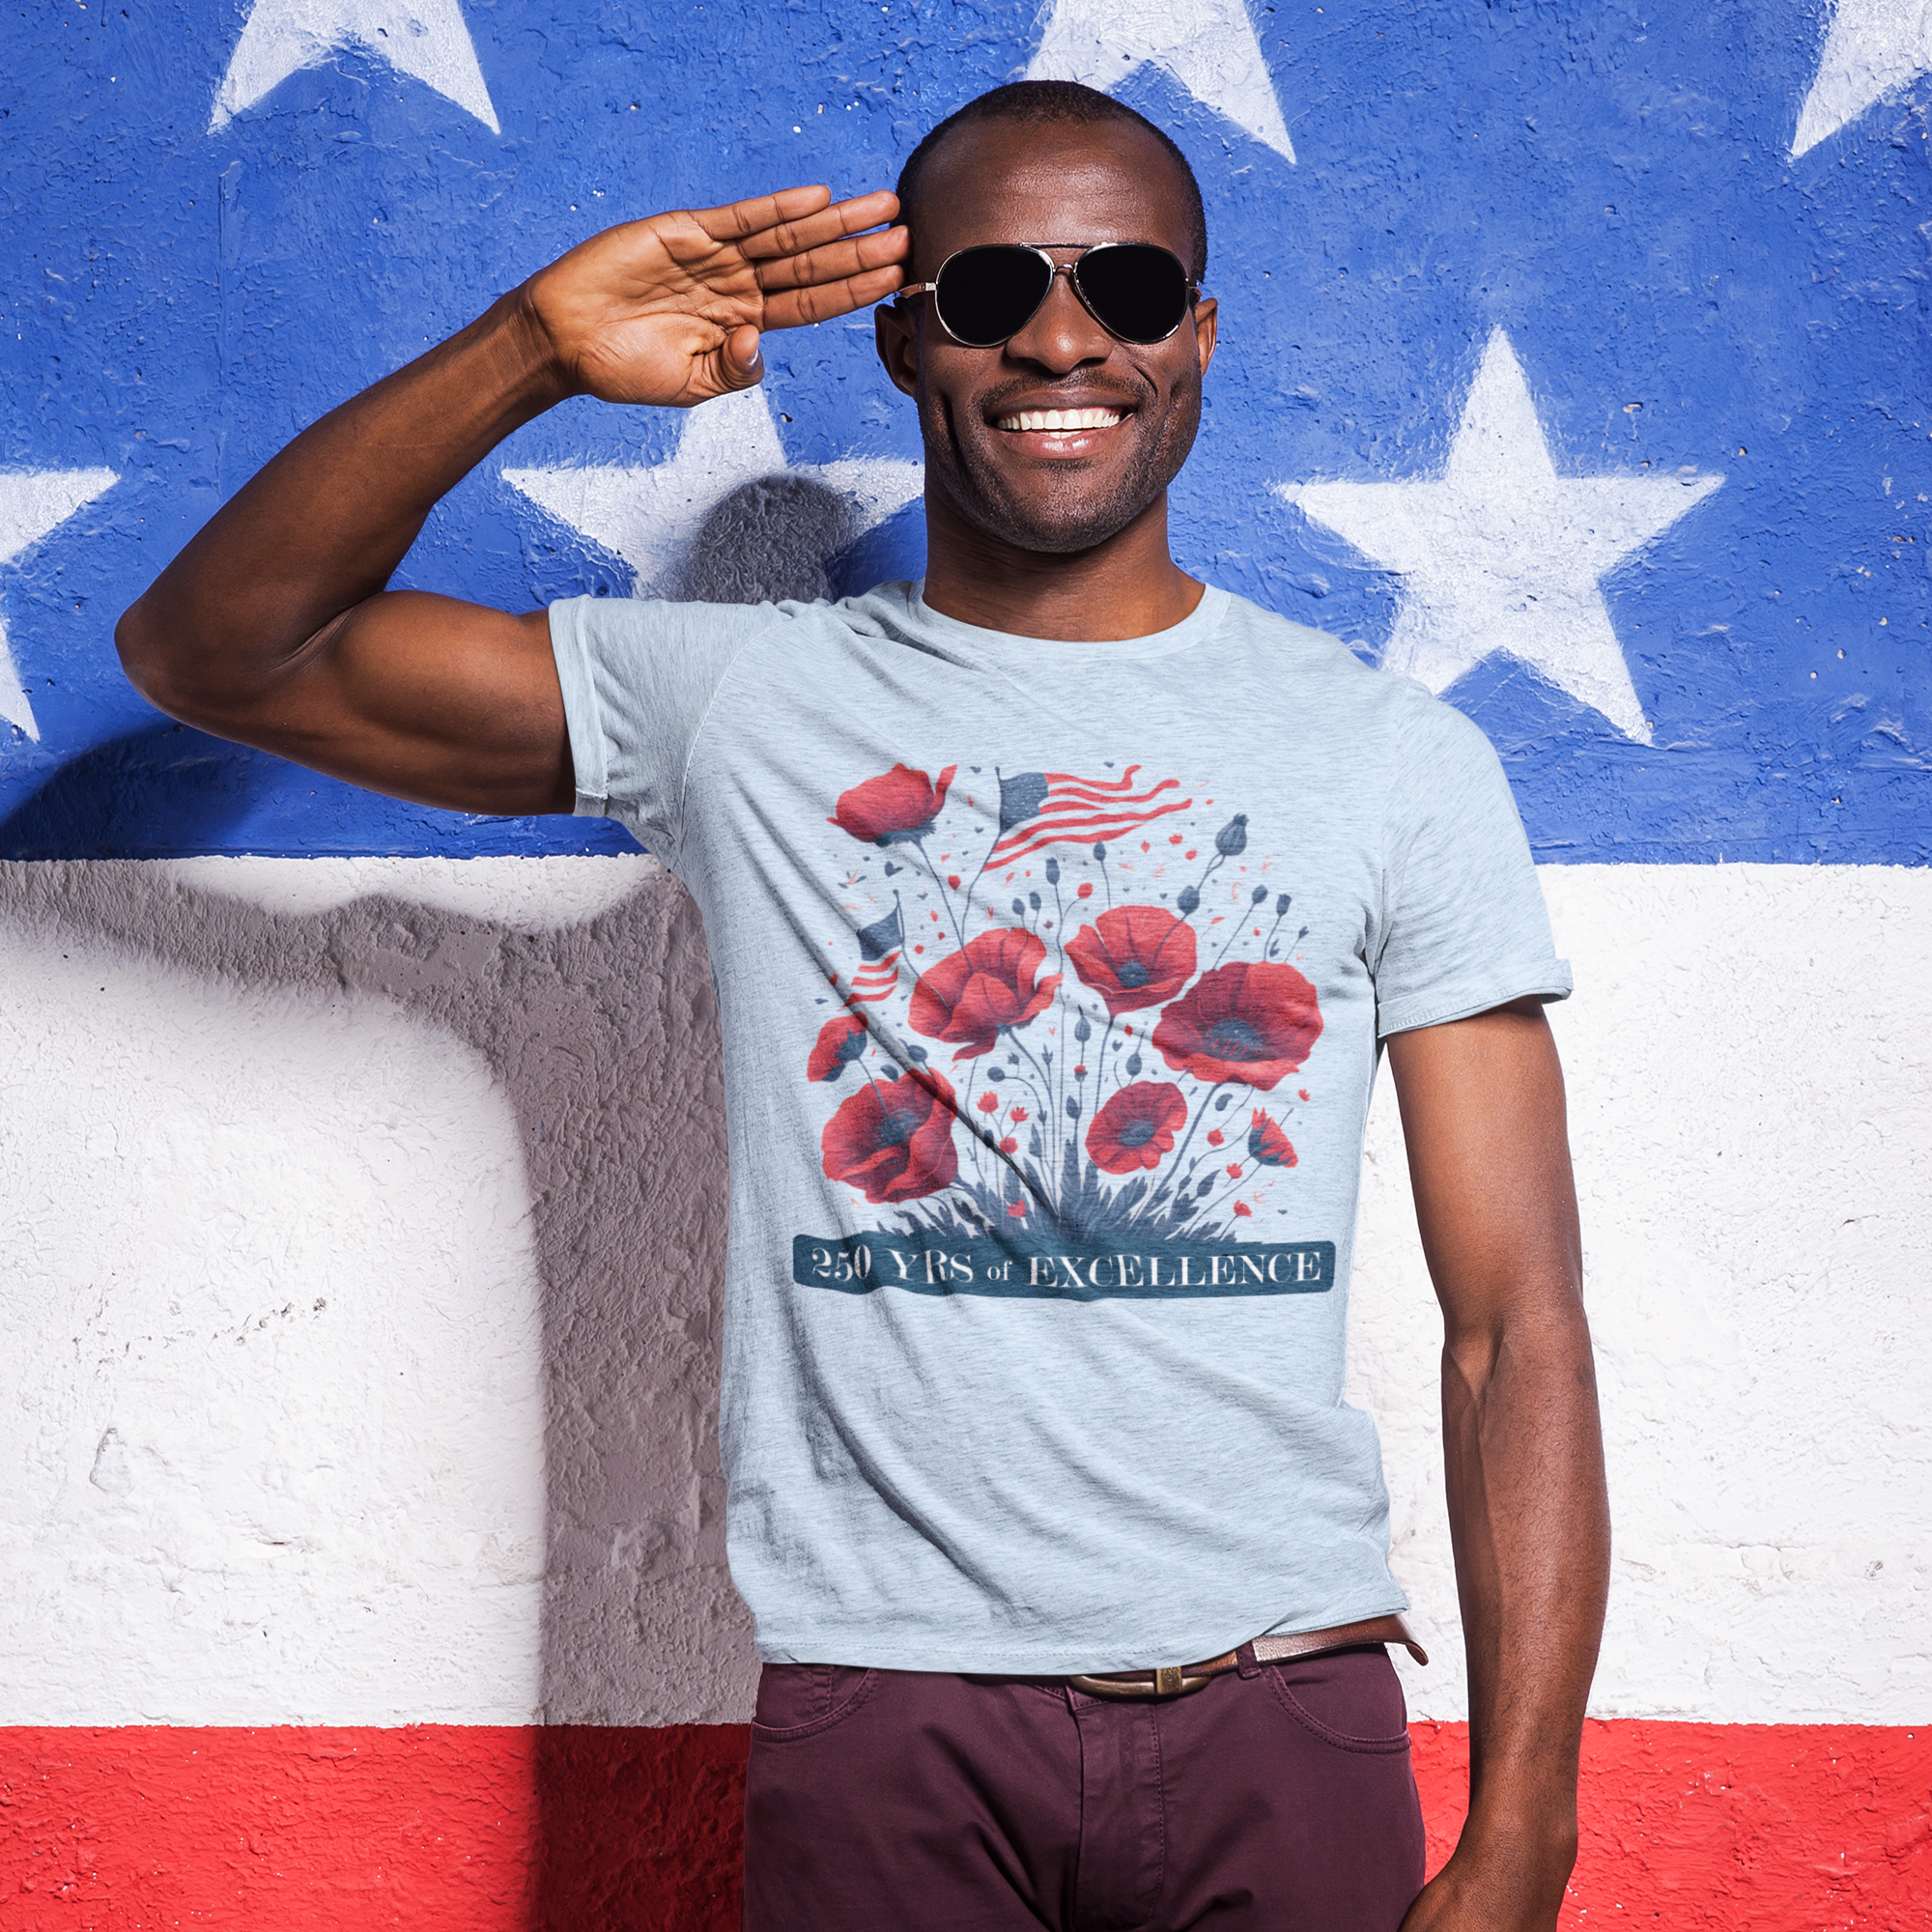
[{"x1": 895, "y1": 81, "x2": 1208, "y2": 282}]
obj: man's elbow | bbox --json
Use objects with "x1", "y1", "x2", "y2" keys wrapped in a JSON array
[
  {"x1": 115, "y1": 595, "x2": 231, "y2": 730},
  {"x1": 115, "y1": 596, "x2": 180, "y2": 709}
]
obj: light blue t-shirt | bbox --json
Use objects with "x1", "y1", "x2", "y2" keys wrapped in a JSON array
[{"x1": 550, "y1": 581, "x2": 1571, "y2": 1675}]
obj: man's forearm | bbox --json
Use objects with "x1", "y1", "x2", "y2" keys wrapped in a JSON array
[
  {"x1": 1440, "y1": 1295, "x2": 1609, "y2": 1906},
  {"x1": 118, "y1": 293, "x2": 564, "y2": 716}
]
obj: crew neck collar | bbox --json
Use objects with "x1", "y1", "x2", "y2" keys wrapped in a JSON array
[{"x1": 905, "y1": 580, "x2": 1231, "y2": 667}]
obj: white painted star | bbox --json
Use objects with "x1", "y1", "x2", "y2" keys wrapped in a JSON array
[
  {"x1": 1277, "y1": 330, "x2": 1722, "y2": 744},
  {"x1": 1793, "y1": 0, "x2": 1932, "y2": 157},
  {"x1": 211, "y1": 0, "x2": 499, "y2": 135},
  {"x1": 0, "y1": 470, "x2": 119, "y2": 742},
  {"x1": 1027, "y1": 0, "x2": 1294, "y2": 162},
  {"x1": 502, "y1": 386, "x2": 923, "y2": 596}
]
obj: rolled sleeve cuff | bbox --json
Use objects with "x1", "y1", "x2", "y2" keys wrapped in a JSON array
[
  {"x1": 548, "y1": 598, "x2": 611, "y2": 817},
  {"x1": 1375, "y1": 960, "x2": 1574, "y2": 1039}
]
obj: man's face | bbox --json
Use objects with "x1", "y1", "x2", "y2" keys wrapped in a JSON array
[{"x1": 875, "y1": 120, "x2": 1218, "y2": 556}]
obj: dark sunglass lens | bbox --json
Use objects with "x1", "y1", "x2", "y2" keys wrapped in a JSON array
[
  {"x1": 1075, "y1": 244, "x2": 1190, "y2": 343},
  {"x1": 934, "y1": 246, "x2": 1054, "y2": 347}
]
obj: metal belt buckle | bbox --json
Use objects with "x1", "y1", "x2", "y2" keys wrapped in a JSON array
[{"x1": 1067, "y1": 1664, "x2": 1210, "y2": 1700}]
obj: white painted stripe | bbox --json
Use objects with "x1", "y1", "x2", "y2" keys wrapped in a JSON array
[
  {"x1": 1, "y1": 860, "x2": 1925, "y2": 1726},
  {"x1": 1355, "y1": 864, "x2": 1932, "y2": 1725}
]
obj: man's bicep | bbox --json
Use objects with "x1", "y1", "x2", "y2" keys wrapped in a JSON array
[
  {"x1": 274, "y1": 591, "x2": 576, "y2": 815},
  {"x1": 1384, "y1": 1000, "x2": 1583, "y2": 1337}
]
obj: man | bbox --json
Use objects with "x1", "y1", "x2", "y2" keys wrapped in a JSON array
[{"x1": 118, "y1": 80, "x2": 1608, "y2": 1932}]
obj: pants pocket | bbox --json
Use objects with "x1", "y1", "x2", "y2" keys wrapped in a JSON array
[
  {"x1": 751, "y1": 1662, "x2": 879, "y2": 1743},
  {"x1": 1264, "y1": 1644, "x2": 1413, "y2": 1752}
]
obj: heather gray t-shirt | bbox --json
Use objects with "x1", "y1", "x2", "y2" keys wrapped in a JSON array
[{"x1": 551, "y1": 580, "x2": 1570, "y2": 1674}]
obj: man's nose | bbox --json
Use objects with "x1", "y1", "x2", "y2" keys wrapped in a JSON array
[{"x1": 1004, "y1": 266, "x2": 1112, "y2": 374}]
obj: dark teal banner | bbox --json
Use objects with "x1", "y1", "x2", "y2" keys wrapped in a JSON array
[{"x1": 792, "y1": 1233, "x2": 1335, "y2": 1300}]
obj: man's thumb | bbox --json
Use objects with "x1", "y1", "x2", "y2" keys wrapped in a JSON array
[{"x1": 724, "y1": 325, "x2": 764, "y2": 387}]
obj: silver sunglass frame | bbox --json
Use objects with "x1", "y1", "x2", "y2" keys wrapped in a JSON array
[{"x1": 896, "y1": 242, "x2": 1203, "y2": 348}]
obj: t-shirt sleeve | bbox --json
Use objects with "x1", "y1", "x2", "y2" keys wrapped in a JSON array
[
  {"x1": 1370, "y1": 692, "x2": 1572, "y2": 1038},
  {"x1": 548, "y1": 594, "x2": 758, "y2": 856}
]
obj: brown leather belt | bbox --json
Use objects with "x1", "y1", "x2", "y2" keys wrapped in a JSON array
[{"x1": 1065, "y1": 1613, "x2": 1428, "y2": 1701}]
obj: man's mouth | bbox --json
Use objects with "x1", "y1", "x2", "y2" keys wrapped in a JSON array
[{"x1": 993, "y1": 408, "x2": 1125, "y2": 433}]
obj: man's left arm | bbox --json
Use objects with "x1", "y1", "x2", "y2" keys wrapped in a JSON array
[{"x1": 1385, "y1": 996, "x2": 1610, "y2": 1932}]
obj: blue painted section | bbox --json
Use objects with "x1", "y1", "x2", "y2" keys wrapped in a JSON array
[{"x1": 2, "y1": 0, "x2": 1926, "y2": 862}]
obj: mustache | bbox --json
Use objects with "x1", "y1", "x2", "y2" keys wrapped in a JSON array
[{"x1": 975, "y1": 374, "x2": 1153, "y2": 418}]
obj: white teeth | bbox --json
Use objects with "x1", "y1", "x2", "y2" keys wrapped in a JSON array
[{"x1": 995, "y1": 408, "x2": 1124, "y2": 433}]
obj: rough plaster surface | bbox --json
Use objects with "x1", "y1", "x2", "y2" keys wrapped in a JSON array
[
  {"x1": 1354, "y1": 862, "x2": 1932, "y2": 1726},
  {"x1": 2, "y1": 855, "x2": 746, "y2": 1727},
  {"x1": 4, "y1": 857, "x2": 1927, "y2": 1729}
]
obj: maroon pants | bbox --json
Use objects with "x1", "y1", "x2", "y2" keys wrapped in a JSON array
[{"x1": 743, "y1": 1646, "x2": 1427, "y2": 1930}]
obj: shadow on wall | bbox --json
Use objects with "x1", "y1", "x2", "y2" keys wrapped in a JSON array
[{"x1": 0, "y1": 465, "x2": 905, "y2": 1926}]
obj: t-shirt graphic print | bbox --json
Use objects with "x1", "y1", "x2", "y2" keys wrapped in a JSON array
[
  {"x1": 802, "y1": 755, "x2": 1335, "y2": 1304},
  {"x1": 550, "y1": 580, "x2": 1571, "y2": 1676}
]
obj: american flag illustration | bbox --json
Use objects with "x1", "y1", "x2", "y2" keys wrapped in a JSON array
[
  {"x1": 985, "y1": 766, "x2": 1193, "y2": 869},
  {"x1": 839, "y1": 900, "x2": 905, "y2": 1007}
]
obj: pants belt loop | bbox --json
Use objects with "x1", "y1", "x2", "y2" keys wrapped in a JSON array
[{"x1": 1234, "y1": 1641, "x2": 1262, "y2": 1680}]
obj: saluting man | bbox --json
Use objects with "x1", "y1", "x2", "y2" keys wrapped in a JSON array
[{"x1": 119, "y1": 80, "x2": 1609, "y2": 1932}]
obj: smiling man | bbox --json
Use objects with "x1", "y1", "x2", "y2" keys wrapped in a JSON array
[{"x1": 117, "y1": 81, "x2": 1608, "y2": 1932}]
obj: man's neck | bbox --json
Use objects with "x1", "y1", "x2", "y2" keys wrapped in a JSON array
[{"x1": 917, "y1": 489, "x2": 1205, "y2": 641}]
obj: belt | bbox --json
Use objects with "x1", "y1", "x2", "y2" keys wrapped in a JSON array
[{"x1": 1065, "y1": 1613, "x2": 1429, "y2": 1701}]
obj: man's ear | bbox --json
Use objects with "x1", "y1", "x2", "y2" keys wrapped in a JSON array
[
  {"x1": 874, "y1": 300, "x2": 920, "y2": 398},
  {"x1": 1192, "y1": 295, "x2": 1218, "y2": 380}
]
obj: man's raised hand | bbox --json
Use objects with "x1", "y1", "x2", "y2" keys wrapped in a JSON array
[{"x1": 519, "y1": 185, "x2": 908, "y2": 410}]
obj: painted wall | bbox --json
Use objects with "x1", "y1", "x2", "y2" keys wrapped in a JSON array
[{"x1": 4, "y1": 0, "x2": 1929, "y2": 1923}]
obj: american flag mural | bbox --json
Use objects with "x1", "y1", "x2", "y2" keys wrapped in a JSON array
[{"x1": 2, "y1": 1, "x2": 1927, "y2": 1925}]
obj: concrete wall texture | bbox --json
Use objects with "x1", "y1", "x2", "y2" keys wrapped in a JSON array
[{"x1": 4, "y1": 0, "x2": 1929, "y2": 1924}]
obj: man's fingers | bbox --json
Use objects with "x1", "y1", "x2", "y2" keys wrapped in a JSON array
[
  {"x1": 760, "y1": 263, "x2": 906, "y2": 331},
  {"x1": 691, "y1": 183, "x2": 838, "y2": 245},
  {"x1": 734, "y1": 189, "x2": 902, "y2": 263},
  {"x1": 755, "y1": 224, "x2": 909, "y2": 295}
]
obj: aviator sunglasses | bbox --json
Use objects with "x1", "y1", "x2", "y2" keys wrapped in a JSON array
[{"x1": 899, "y1": 242, "x2": 1201, "y2": 349}]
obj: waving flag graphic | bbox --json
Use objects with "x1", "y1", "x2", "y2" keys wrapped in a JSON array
[
  {"x1": 3, "y1": 0, "x2": 1927, "y2": 1925},
  {"x1": 986, "y1": 765, "x2": 1192, "y2": 867}
]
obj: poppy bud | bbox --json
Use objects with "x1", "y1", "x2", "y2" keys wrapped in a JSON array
[
  {"x1": 905, "y1": 1043, "x2": 927, "y2": 1062},
  {"x1": 1011, "y1": 897, "x2": 1026, "y2": 917},
  {"x1": 1093, "y1": 842, "x2": 1107, "y2": 860},
  {"x1": 1178, "y1": 884, "x2": 1201, "y2": 916},
  {"x1": 984, "y1": 1065, "x2": 1004, "y2": 1082},
  {"x1": 1125, "y1": 1053, "x2": 1142, "y2": 1075},
  {"x1": 1030, "y1": 892, "x2": 1041, "y2": 911},
  {"x1": 1074, "y1": 1014, "x2": 1092, "y2": 1043},
  {"x1": 1065, "y1": 1096, "x2": 1081, "y2": 1120},
  {"x1": 1215, "y1": 814, "x2": 1249, "y2": 857},
  {"x1": 1252, "y1": 884, "x2": 1268, "y2": 904},
  {"x1": 1045, "y1": 859, "x2": 1061, "y2": 884}
]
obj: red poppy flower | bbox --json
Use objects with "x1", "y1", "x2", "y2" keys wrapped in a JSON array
[
  {"x1": 1065, "y1": 904, "x2": 1197, "y2": 1018},
  {"x1": 820, "y1": 1068, "x2": 959, "y2": 1205},
  {"x1": 829, "y1": 762, "x2": 957, "y2": 846},
  {"x1": 1010, "y1": 1107, "x2": 1029, "y2": 1123},
  {"x1": 977, "y1": 1091, "x2": 1000, "y2": 1113},
  {"x1": 1207, "y1": 1128, "x2": 1224, "y2": 1148},
  {"x1": 1233, "y1": 1200, "x2": 1253, "y2": 1218},
  {"x1": 909, "y1": 928, "x2": 1061, "y2": 1061},
  {"x1": 1008, "y1": 1198, "x2": 1028, "y2": 1217},
  {"x1": 1000, "y1": 1135, "x2": 1017, "y2": 1153},
  {"x1": 1248, "y1": 1108, "x2": 1298, "y2": 1168},
  {"x1": 1085, "y1": 1082, "x2": 1188, "y2": 1175},
  {"x1": 806, "y1": 1013, "x2": 868, "y2": 1083},
  {"x1": 1151, "y1": 962, "x2": 1322, "y2": 1090},
  {"x1": 1227, "y1": 1162, "x2": 1244, "y2": 1179}
]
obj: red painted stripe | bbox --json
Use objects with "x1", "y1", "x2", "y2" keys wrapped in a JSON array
[{"x1": 1, "y1": 1721, "x2": 1924, "y2": 1928}]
